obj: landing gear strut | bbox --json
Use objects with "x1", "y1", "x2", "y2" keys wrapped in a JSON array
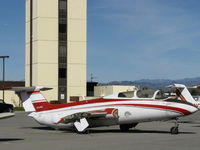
[{"x1": 170, "y1": 120, "x2": 179, "y2": 135}]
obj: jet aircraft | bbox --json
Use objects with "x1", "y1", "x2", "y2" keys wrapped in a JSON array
[{"x1": 9, "y1": 84, "x2": 198, "y2": 134}]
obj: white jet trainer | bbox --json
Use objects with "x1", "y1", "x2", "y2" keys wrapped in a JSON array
[{"x1": 9, "y1": 84, "x2": 198, "y2": 134}]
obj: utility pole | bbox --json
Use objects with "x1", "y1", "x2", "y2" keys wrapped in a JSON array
[{"x1": 0, "y1": 56, "x2": 9, "y2": 101}]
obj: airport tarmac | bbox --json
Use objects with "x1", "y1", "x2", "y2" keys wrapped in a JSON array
[{"x1": 1, "y1": 112, "x2": 200, "y2": 150}]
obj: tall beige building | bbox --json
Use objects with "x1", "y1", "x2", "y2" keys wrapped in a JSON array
[{"x1": 25, "y1": 0, "x2": 87, "y2": 103}]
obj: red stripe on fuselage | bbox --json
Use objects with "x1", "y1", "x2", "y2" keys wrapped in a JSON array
[
  {"x1": 89, "y1": 108, "x2": 117, "y2": 115},
  {"x1": 32, "y1": 98, "x2": 192, "y2": 115},
  {"x1": 33, "y1": 98, "x2": 155, "y2": 111},
  {"x1": 115, "y1": 104, "x2": 191, "y2": 115},
  {"x1": 32, "y1": 102, "x2": 51, "y2": 112},
  {"x1": 49, "y1": 98, "x2": 156, "y2": 108},
  {"x1": 33, "y1": 98, "x2": 130, "y2": 112}
]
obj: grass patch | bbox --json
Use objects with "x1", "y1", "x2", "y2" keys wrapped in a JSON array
[{"x1": 14, "y1": 107, "x2": 25, "y2": 111}]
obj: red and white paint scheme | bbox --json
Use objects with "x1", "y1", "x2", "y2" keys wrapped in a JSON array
[{"x1": 10, "y1": 84, "x2": 198, "y2": 134}]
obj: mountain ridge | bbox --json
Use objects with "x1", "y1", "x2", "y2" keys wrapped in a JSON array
[{"x1": 101, "y1": 77, "x2": 200, "y2": 90}]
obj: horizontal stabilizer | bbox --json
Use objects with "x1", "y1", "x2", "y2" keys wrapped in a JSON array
[
  {"x1": 5, "y1": 86, "x2": 53, "y2": 112},
  {"x1": 7, "y1": 86, "x2": 52, "y2": 92},
  {"x1": 0, "y1": 113, "x2": 15, "y2": 119}
]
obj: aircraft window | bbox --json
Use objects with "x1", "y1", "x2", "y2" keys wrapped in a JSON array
[
  {"x1": 154, "y1": 91, "x2": 168, "y2": 99},
  {"x1": 118, "y1": 93, "x2": 127, "y2": 97},
  {"x1": 118, "y1": 92, "x2": 134, "y2": 98},
  {"x1": 137, "y1": 90, "x2": 155, "y2": 98},
  {"x1": 118, "y1": 90, "x2": 168, "y2": 99}
]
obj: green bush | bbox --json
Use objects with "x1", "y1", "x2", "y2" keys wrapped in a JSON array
[{"x1": 14, "y1": 107, "x2": 25, "y2": 111}]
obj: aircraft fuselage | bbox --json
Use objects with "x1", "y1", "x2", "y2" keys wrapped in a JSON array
[{"x1": 29, "y1": 98, "x2": 198, "y2": 130}]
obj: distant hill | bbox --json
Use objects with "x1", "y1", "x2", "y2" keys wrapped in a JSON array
[{"x1": 101, "y1": 77, "x2": 200, "y2": 91}]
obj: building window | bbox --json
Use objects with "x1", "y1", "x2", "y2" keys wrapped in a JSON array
[
  {"x1": 59, "y1": 45, "x2": 66, "y2": 56},
  {"x1": 59, "y1": 57, "x2": 66, "y2": 63},
  {"x1": 59, "y1": 34, "x2": 66, "y2": 41},
  {"x1": 59, "y1": 68, "x2": 66, "y2": 78},
  {"x1": 59, "y1": 24, "x2": 66, "y2": 33},
  {"x1": 58, "y1": 87, "x2": 67, "y2": 103},
  {"x1": 70, "y1": 96, "x2": 80, "y2": 102},
  {"x1": 58, "y1": 0, "x2": 67, "y2": 102},
  {"x1": 59, "y1": 0, "x2": 66, "y2": 10}
]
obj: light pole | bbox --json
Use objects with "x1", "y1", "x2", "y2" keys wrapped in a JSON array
[{"x1": 0, "y1": 56, "x2": 9, "y2": 101}]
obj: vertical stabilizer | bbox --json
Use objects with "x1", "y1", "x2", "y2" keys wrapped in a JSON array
[
  {"x1": 171, "y1": 84, "x2": 199, "y2": 108},
  {"x1": 10, "y1": 87, "x2": 52, "y2": 112}
]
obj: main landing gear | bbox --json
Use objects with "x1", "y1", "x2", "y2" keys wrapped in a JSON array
[
  {"x1": 120, "y1": 123, "x2": 138, "y2": 132},
  {"x1": 170, "y1": 119, "x2": 179, "y2": 135}
]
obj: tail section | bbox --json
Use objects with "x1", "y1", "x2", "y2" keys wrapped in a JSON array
[
  {"x1": 169, "y1": 84, "x2": 199, "y2": 108},
  {"x1": 10, "y1": 87, "x2": 52, "y2": 112}
]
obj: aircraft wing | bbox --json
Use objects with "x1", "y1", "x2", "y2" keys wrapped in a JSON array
[
  {"x1": 58, "y1": 108, "x2": 118, "y2": 123},
  {"x1": 57, "y1": 108, "x2": 118, "y2": 132},
  {"x1": 0, "y1": 112, "x2": 15, "y2": 120}
]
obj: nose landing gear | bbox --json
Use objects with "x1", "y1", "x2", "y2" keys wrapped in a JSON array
[{"x1": 170, "y1": 119, "x2": 179, "y2": 135}]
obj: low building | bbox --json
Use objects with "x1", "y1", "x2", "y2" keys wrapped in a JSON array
[
  {"x1": 0, "y1": 81, "x2": 25, "y2": 107},
  {"x1": 94, "y1": 85, "x2": 137, "y2": 97},
  {"x1": 0, "y1": 82, "x2": 136, "y2": 106},
  {"x1": 87, "y1": 82, "x2": 98, "y2": 96}
]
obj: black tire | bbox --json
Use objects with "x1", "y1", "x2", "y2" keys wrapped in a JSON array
[
  {"x1": 170, "y1": 127, "x2": 179, "y2": 135},
  {"x1": 132, "y1": 123, "x2": 138, "y2": 128},
  {"x1": 120, "y1": 124, "x2": 130, "y2": 132},
  {"x1": 6, "y1": 108, "x2": 13, "y2": 113},
  {"x1": 76, "y1": 129, "x2": 89, "y2": 134}
]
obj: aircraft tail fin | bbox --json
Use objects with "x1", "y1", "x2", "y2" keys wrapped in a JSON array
[
  {"x1": 9, "y1": 87, "x2": 52, "y2": 112},
  {"x1": 169, "y1": 84, "x2": 199, "y2": 108}
]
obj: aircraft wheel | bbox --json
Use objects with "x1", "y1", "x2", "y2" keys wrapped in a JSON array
[
  {"x1": 6, "y1": 108, "x2": 13, "y2": 113},
  {"x1": 170, "y1": 127, "x2": 179, "y2": 135},
  {"x1": 81, "y1": 130, "x2": 90, "y2": 134},
  {"x1": 132, "y1": 123, "x2": 138, "y2": 128},
  {"x1": 120, "y1": 124, "x2": 131, "y2": 132}
]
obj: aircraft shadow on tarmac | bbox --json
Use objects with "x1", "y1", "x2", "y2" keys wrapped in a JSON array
[
  {"x1": 76, "y1": 129, "x2": 196, "y2": 135},
  {"x1": 192, "y1": 125, "x2": 200, "y2": 128},
  {"x1": 30, "y1": 126, "x2": 55, "y2": 131},
  {"x1": 0, "y1": 138, "x2": 24, "y2": 142},
  {"x1": 24, "y1": 126, "x2": 196, "y2": 135}
]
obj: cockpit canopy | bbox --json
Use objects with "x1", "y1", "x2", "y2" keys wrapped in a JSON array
[{"x1": 118, "y1": 89, "x2": 168, "y2": 99}]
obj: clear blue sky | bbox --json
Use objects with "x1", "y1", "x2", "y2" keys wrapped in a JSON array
[{"x1": 1, "y1": 0, "x2": 200, "y2": 82}]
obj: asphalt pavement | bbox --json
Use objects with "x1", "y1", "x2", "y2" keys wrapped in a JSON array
[{"x1": 0, "y1": 111, "x2": 200, "y2": 150}]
